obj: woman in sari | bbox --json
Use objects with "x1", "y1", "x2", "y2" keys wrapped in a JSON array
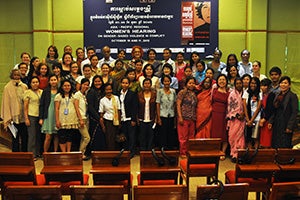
[
  {"x1": 110, "y1": 59, "x2": 126, "y2": 92},
  {"x1": 227, "y1": 78, "x2": 245, "y2": 162},
  {"x1": 195, "y1": 77, "x2": 212, "y2": 138}
]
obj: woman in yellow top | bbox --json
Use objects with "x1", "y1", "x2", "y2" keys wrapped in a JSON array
[{"x1": 23, "y1": 76, "x2": 43, "y2": 159}]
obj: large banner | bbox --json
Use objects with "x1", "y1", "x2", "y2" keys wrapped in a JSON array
[{"x1": 84, "y1": 0, "x2": 218, "y2": 57}]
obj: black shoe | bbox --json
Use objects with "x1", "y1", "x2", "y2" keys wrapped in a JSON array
[
  {"x1": 82, "y1": 156, "x2": 90, "y2": 161},
  {"x1": 130, "y1": 153, "x2": 135, "y2": 159}
]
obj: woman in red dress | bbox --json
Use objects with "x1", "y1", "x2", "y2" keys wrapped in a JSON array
[
  {"x1": 211, "y1": 74, "x2": 229, "y2": 160},
  {"x1": 259, "y1": 78, "x2": 273, "y2": 148}
]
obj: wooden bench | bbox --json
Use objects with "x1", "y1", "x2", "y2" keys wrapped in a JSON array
[
  {"x1": 139, "y1": 150, "x2": 180, "y2": 185},
  {"x1": 70, "y1": 185, "x2": 126, "y2": 200},
  {"x1": 90, "y1": 151, "x2": 131, "y2": 199},
  {"x1": 133, "y1": 185, "x2": 188, "y2": 200},
  {"x1": 269, "y1": 182, "x2": 300, "y2": 200},
  {"x1": 225, "y1": 149, "x2": 280, "y2": 200},
  {"x1": 180, "y1": 138, "x2": 223, "y2": 199},
  {"x1": 0, "y1": 152, "x2": 45, "y2": 198},
  {"x1": 275, "y1": 148, "x2": 300, "y2": 182},
  {"x1": 41, "y1": 152, "x2": 88, "y2": 194},
  {"x1": 6, "y1": 185, "x2": 62, "y2": 200},
  {"x1": 196, "y1": 183, "x2": 249, "y2": 200}
]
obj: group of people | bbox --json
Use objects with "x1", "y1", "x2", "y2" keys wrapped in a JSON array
[{"x1": 1, "y1": 45, "x2": 298, "y2": 162}]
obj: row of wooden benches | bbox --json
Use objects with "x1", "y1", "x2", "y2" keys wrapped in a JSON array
[
  {"x1": 4, "y1": 182, "x2": 300, "y2": 200},
  {"x1": 0, "y1": 138, "x2": 300, "y2": 200}
]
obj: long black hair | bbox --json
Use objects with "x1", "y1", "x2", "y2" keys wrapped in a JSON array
[
  {"x1": 246, "y1": 77, "x2": 261, "y2": 118},
  {"x1": 58, "y1": 79, "x2": 74, "y2": 98}
]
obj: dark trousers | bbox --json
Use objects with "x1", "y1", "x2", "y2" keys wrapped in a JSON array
[
  {"x1": 104, "y1": 119, "x2": 118, "y2": 150},
  {"x1": 13, "y1": 122, "x2": 28, "y2": 152},
  {"x1": 85, "y1": 117, "x2": 106, "y2": 156},
  {"x1": 121, "y1": 120, "x2": 136, "y2": 155},
  {"x1": 27, "y1": 116, "x2": 41, "y2": 157},
  {"x1": 157, "y1": 117, "x2": 178, "y2": 149},
  {"x1": 139, "y1": 121, "x2": 154, "y2": 151}
]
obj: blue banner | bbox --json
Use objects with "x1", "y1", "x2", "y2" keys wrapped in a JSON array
[{"x1": 84, "y1": 0, "x2": 218, "y2": 57}]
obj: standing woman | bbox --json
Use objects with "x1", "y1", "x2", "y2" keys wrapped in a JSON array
[
  {"x1": 134, "y1": 60, "x2": 144, "y2": 81},
  {"x1": 36, "y1": 63, "x2": 50, "y2": 90},
  {"x1": 259, "y1": 78, "x2": 273, "y2": 148},
  {"x1": 189, "y1": 52, "x2": 200, "y2": 77},
  {"x1": 69, "y1": 61, "x2": 82, "y2": 91},
  {"x1": 90, "y1": 54, "x2": 100, "y2": 76},
  {"x1": 55, "y1": 79, "x2": 79, "y2": 152},
  {"x1": 139, "y1": 64, "x2": 160, "y2": 90},
  {"x1": 159, "y1": 63, "x2": 178, "y2": 90},
  {"x1": 178, "y1": 66, "x2": 193, "y2": 92},
  {"x1": 28, "y1": 56, "x2": 40, "y2": 78},
  {"x1": 211, "y1": 74, "x2": 230, "y2": 160},
  {"x1": 110, "y1": 49, "x2": 129, "y2": 69},
  {"x1": 125, "y1": 68, "x2": 142, "y2": 93},
  {"x1": 23, "y1": 76, "x2": 43, "y2": 159},
  {"x1": 75, "y1": 47, "x2": 85, "y2": 70},
  {"x1": 1, "y1": 69, "x2": 28, "y2": 152},
  {"x1": 227, "y1": 78, "x2": 245, "y2": 162},
  {"x1": 156, "y1": 75, "x2": 177, "y2": 149},
  {"x1": 110, "y1": 59, "x2": 126, "y2": 92},
  {"x1": 43, "y1": 45, "x2": 59, "y2": 70},
  {"x1": 128, "y1": 45, "x2": 144, "y2": 68},
  {"x1": 39, "y1": 74, "x2": 59, "y2": 152},
  {"x1": 176, "y1": 76, "x2": 197, "y2": 156},
  {"x1": 138, "y1": 78, "x2": 157, "y2": 151},
  {"x1": 86, "y1": 75, "x2": 106, "y2": 156},
  {"x1": 99, "y1": 84, "x2": 121, "y2": 150},
  {"x1": 241, "y1": 74, "x2": 251, "y2": 92},
  {"x1": 100, "y1": 63, "x2": 115, "y2": 86},
  {"x1": 268, "y1": 76, "x2": 299, "y2": 148},
  {"x1": 74, "y1": 78, "x2": 91, "y2": 158},
  {"x1": 252, "y1": 60, "x2": 267, "y2": 81},
  {"x1": 207, "y1": 49, "x2": 226, "y2": 79},
  {"x1": 61, "y1": 52, "x2": 73, "y2": 77},
  {"x1": 52, "y1": 62, "x2": 63, "y2": 84},
  {"x1": 227, "y1": 65, "x2": 240, "y2": 89},
  {"x1": 196, "y1": 77, "x2": 213, "y2": 138},
  {"x1": 144, "y1": 49, "x2": 162, "y2": 77},
  {"x1": 242, "y1": 77, "x2": 262, "y2": 149},
  {"x1": 175, "y1": 52, "x2": 187, "y2": 82},
  {"x1": 119, "y1": 77, "x2": 138, "y2": 157},
  {"x1": 195, "y1": 60, "x2": 207, "y2": 84}
]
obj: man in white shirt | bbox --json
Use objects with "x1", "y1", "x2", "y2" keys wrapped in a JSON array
[
  {"x1": 80, "y1": 46, "x2": 96, "y2": 73},
  {"x1": 238, "y1": 49, "x2": 252, "y2": 76},
  {"x1": 98, "y1": 46, "x2": 115, "y2": 67},
  {"x1": 13, "y1": 52, "x2": 31, "y2": 75}
]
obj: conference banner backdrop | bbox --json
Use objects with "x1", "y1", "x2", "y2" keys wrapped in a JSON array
[{"x1": 84, "y1": 0, "x2": 218, "y2": 57}]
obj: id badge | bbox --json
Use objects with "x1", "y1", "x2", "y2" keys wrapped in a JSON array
[{"x1": 64, "y1": 108, "x2": 69, "y2": 115}]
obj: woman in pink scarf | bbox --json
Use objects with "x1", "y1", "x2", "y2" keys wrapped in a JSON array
[{"x1": 227, "y1": 78, "x2": 245, "y2": 163}]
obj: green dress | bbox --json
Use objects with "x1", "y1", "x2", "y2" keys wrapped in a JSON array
[{"x1": 41, "y1": 93, "x2": 57, "y2": 134}]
